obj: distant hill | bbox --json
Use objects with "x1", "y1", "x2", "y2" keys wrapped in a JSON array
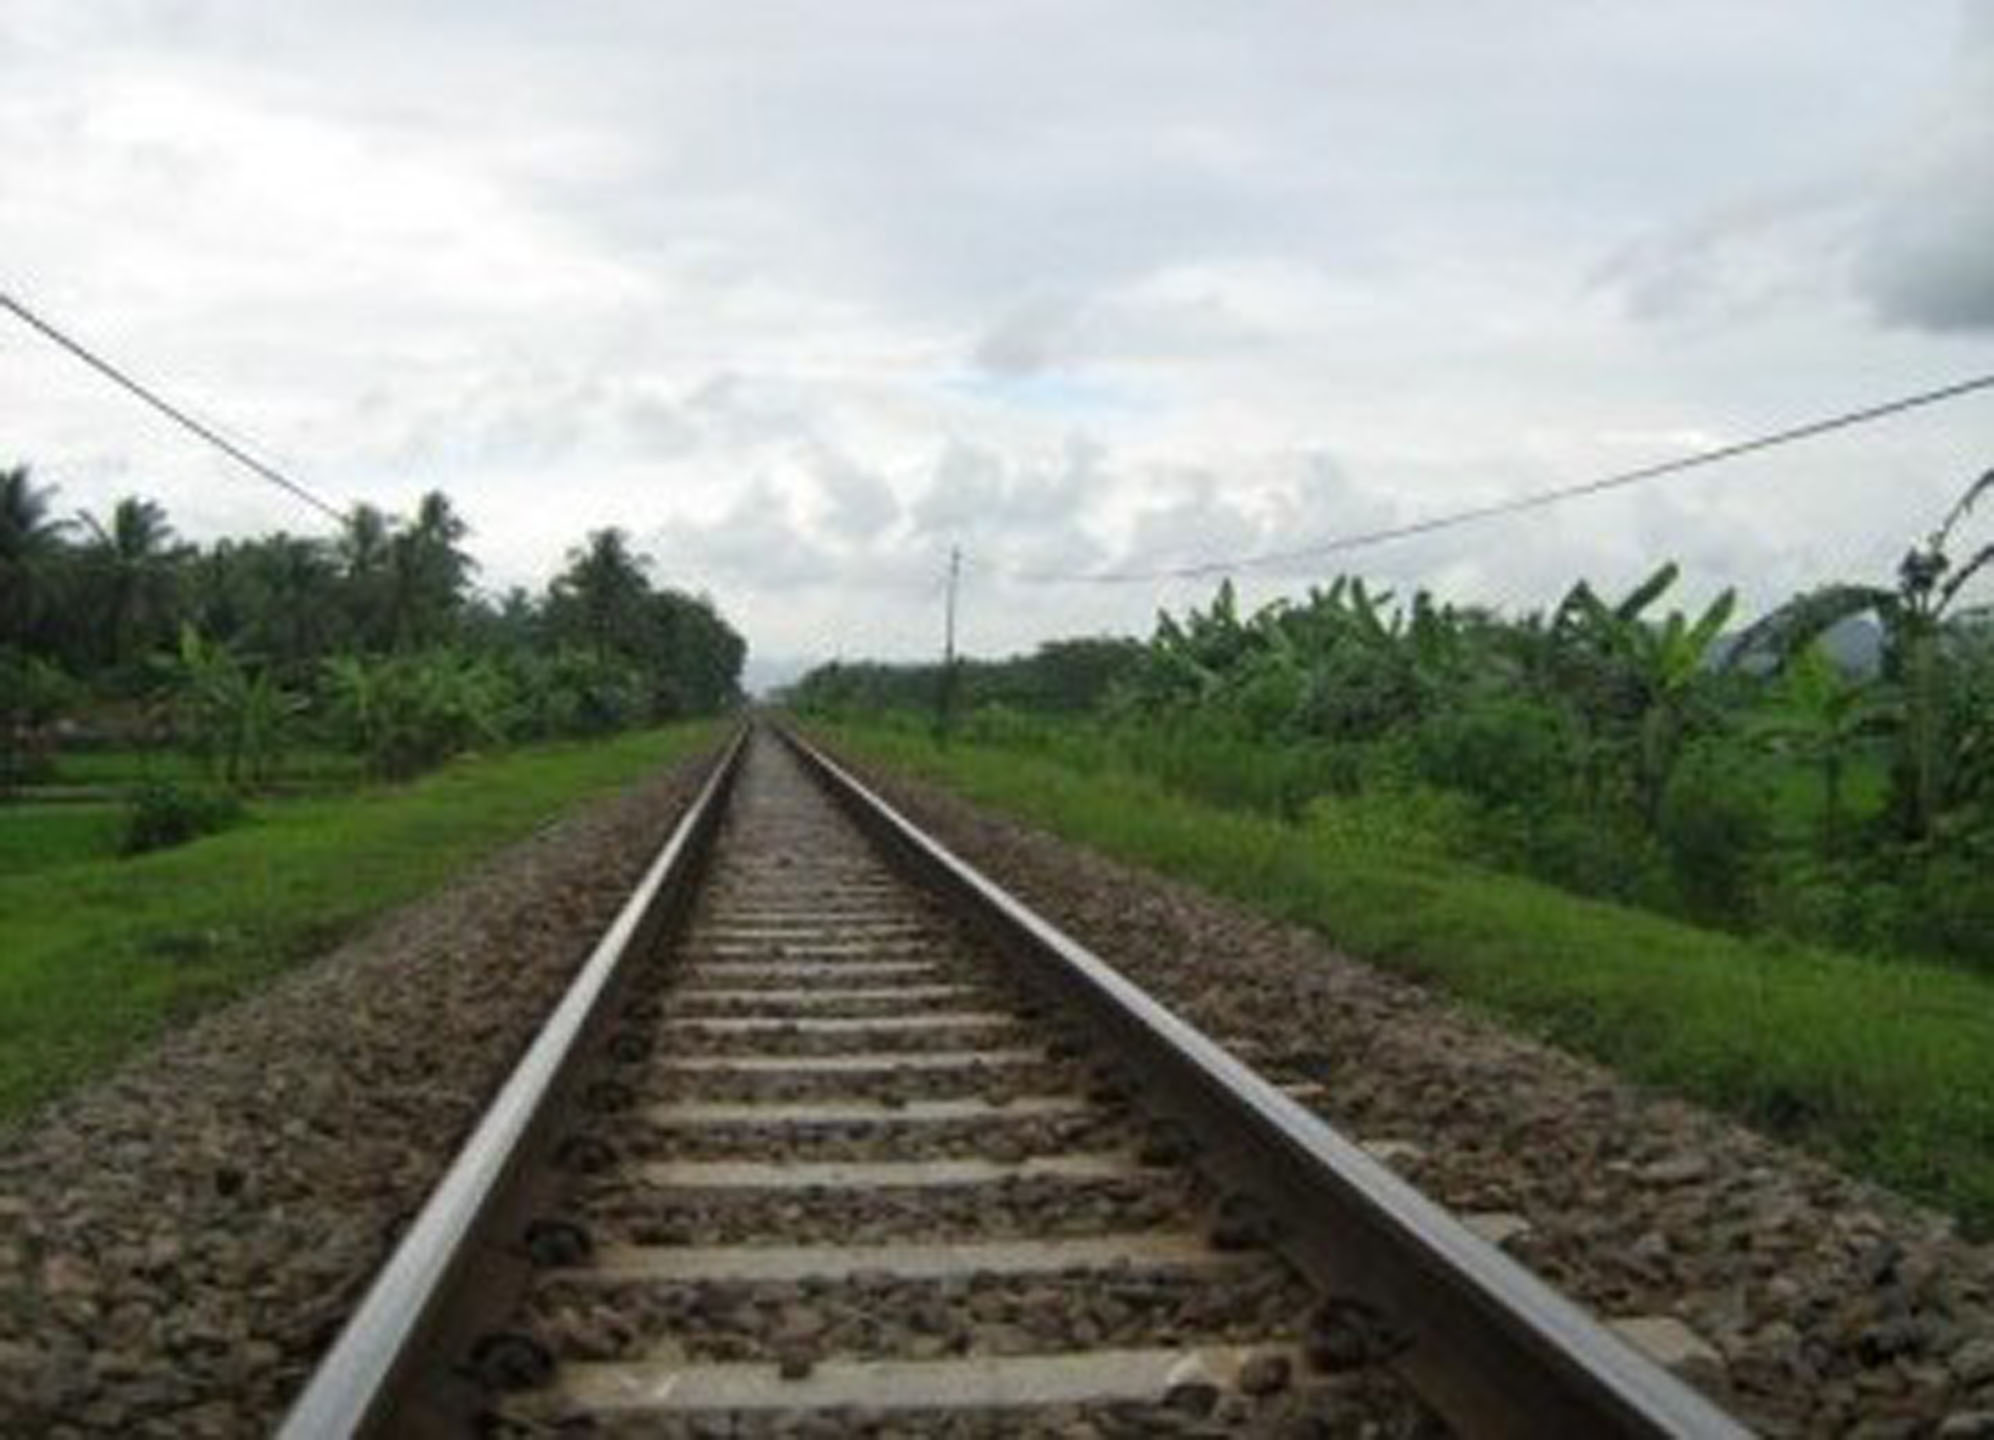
[
  {"x1": 1714, "y1": 613, "x2": 1883, "y2": 676},
  {"x1": 1819, "y1": 614, "x2": 1884, "y2": 676}
]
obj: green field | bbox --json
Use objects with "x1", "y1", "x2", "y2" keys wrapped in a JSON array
[
  {"x1": 0, "y1": 804, "x2": 125, "y2": 876},
  {"x1": 0, "y1": 723, "x2": 723, "y2": 1123},
  {"x1": 819, "y1": 720, "x2": 1994, "y2": 1233}
]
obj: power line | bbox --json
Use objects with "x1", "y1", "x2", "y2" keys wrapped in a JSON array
[
  {"x1": 1, "y1": 290, "x2": 347, "y2": 524},
  {"x1": 1017, "y1": 370, "x2": 1994, "y2": 584}
]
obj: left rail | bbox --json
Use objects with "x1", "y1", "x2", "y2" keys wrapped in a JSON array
[{"x1": 277, "y1": 726, "x2": 748, "y2": 1440}]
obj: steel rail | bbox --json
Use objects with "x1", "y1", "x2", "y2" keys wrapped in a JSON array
[
  {"x1": 778, "y1": 724, "x2": 1753, "y2": 1440},
  {"x1": 277, "y1": 726, "x2": 749, "y2": 1440}
]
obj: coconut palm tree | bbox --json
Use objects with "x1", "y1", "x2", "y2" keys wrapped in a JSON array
[
  {"x1": 213, "y1": 533, "x2": 348, "y2": 678},
  {"x1": 550, "y1": 527, "x2": 653, "y2": 658},
  {"x1": 77, "y1": 496, "x2": 181, "y2": 672},
  {"x1": 383, "y1": 490, "x2": 475, "y2": 651},
  {"x1": 338, "y1": 502, "x2": 395, "y2": 651},
  {"x1": 0, "y1": 465, "x2": 70, "y2": 650}
]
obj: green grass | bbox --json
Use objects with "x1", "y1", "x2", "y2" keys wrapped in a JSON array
[
  {"x1": 0, "y1": 723, "x2": 724, "y2": 1122},
  {"x1": 0, "y1": 804, "x2": 125, "y2": 876},
  {"x1": 820, "y1": 720, "x2": 1994, "y2": 1233}
]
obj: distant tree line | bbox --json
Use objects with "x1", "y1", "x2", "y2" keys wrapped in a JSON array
[
  {"x1": 2, "y1": 464, "x2": 745, "y2": 784},
  {"x1": 789, "y1": 637, "x2": 1144, "y2": 720}
]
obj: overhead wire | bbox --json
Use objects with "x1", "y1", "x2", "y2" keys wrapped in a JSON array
[
  {"x1": 9, "y1": 286, "x2": 1989, "y2": 577},
  {"x1": 1, "y1": 290, "x2": 347, "y2": 524},
  {"x1": 1012, "y1": 370, "x2": 1994, "y2": 585}
]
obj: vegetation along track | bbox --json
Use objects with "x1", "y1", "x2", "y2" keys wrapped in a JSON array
[{"x1": 280, "y1": 724, "x2": 1750, "y2": 1438}]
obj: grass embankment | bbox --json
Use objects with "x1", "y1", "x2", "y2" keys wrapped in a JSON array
[
  {"x1": 0, "y1": 723, "x2": 723, "y2": 1122},
  {"x1": 819, "y1": 721, "x2": 1994, "y2": 1232}
]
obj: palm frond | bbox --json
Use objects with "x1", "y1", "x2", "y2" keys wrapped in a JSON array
[
  {"x1": 1687, "y1": 588, "x2": 1738, "y2": 655},
  {"x1": 1938, "y1": 541, "x2": 1994, "y2": 616},
  {"x1": 1934, "y1": 466, "x2": 1994, "y2": 549},
  {"x1": 1614, "y1": 561, "x2": 1680, "y2": 623}
]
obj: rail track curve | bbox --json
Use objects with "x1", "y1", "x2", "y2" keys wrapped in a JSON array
[{"x1": 280, "y1": 722, "x2": 1751, "y2": 1438}]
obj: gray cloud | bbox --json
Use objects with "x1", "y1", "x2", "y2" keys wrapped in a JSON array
[
  {"x1": 1853, "y1": 25, "x2": 1994, "y2": 332},
  {"x1": 1860, "y1": 193, "x2": 1994, "y2": 333},
  {"x1": 681, "y1": 375, "x2": 818, "y2": 448},
  {"x1": 971, "y1": 296, "x2": 1084, "y2": 379},
  {"x1": 618, "y1": 391, "x2": 699, "y2": 459},
  {"x1": 1120, "y1": 470, "x2": 1261, "y2": 571},
  {"x1": 968, "y1": 280, "x2": 1278, "y2": 382},
  {"x1": 609, "y1": 373, "x2": 821, "y2": 463},
  {"x1": 1593, "y1": 7, "x2": 1994, "y2": 337},
  {"x1": 806, "y1": 444, "x2": 901, "y2": 540},
  {"x1": 909, "y1": 437, "x2": 1111, "y2": 551},
  {"x1": 649, "y1": 477, "x2": 842, "y2": 592},
  {"x1": 1099, "y1": 451, "x2": 1396, "y2": 583},
  {"x1": 1589, "y1": 186, "x2": 1858, "y2": 326}
]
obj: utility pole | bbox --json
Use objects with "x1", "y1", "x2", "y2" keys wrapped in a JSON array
[{"x1": 935, "y1": 545, "x2": 961, "y2": 745}]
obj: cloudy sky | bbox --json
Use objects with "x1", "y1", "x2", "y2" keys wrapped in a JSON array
[{"x1": 6, "y1": 1, "x2": 1994, "y2": 681}]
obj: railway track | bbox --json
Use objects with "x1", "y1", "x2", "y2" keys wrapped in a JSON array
[{"x1": 281, "y1": 725, "x2": 1753, "y2": 1438}]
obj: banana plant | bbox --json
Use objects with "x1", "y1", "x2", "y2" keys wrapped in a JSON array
[
  {"x1": 1744, "y1": 642, "x2": 1889, "y2": 855},
  {"x1": 1551, "y1": 562, "x2": 1736, "y2": 824},
  {"x1": 168, "y1": 625, "x2": 298, "y2": 788},
  {"x1": 1727, "y1": 468, "x2": 1994, "y2": 841}
]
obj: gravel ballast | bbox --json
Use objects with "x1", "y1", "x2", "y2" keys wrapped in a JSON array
[
  {"x1": 0, "y1": 746, "x2": 719, "y2": 1438},
  {"x1": 827, "y1": 744, "x2": 1994, "y2": 1439}
]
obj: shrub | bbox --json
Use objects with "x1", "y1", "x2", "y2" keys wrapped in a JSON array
[
  {"x1": 502, "y1": 648, "x2": 649, "y2": 741},
  {"x1": 1114, "y1": 720, "x2": 1335, "y2": 820},
  {"x1": 322, "y1": 651, "x2": 506, "y2": 779},
  {"x1": 0, "y1": 648, "x2": 78, "y2": 790},
  {"x1": 1894, "y1": 844, "x2": 1994, "y2": 969},
  {"x1": 1756, "y1": 854, "x2": 1902, "y2": 955},
  {"x1": 1657, "y1": 743, "x2": 1774, "y2": 929},
  {"x1": 121, "y1": 780, "x2": 243, "y2": 856},
  {"x1": 1413, "y1": 696, "x2": 1573, "y2": 812},
  {"x1": 1505, "y1": 809, "x2": 1668, "y2": 908}
]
